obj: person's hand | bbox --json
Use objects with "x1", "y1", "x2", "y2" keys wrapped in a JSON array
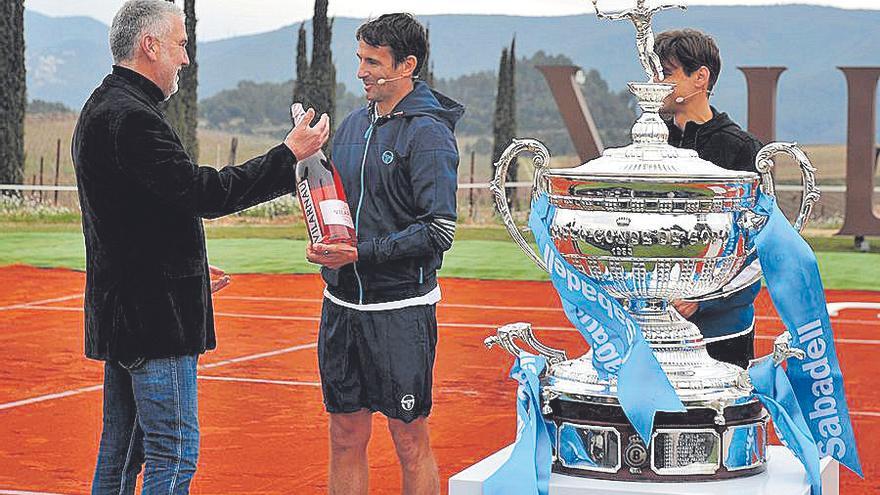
[
  {"x1": 285, "y1": 107, "x2": 330, "y2": 160},
  {"x1": 672, "y1": 299, "x2": 698, "y2": 318},
  {"x1": 209, "y1": 265, "x2": 231, "y2": 294},
  {"x1": 306, "y1": 242, "x2": 358, "y2": 270}
]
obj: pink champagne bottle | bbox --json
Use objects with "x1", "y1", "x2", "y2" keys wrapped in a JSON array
[{"x1": 291, "y1": 103, "x2": 357, "y2": 246}]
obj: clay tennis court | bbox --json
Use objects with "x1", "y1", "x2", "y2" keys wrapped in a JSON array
[{"x1": 0, "y1": 264, "x2": 876, "y2": 494}]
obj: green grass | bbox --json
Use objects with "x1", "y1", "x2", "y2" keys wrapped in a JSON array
[
  {"x1": 812, "y1": 252, "x2": 880, "y2": 290},
  {"x1": 205, "y1": 238, "x2": 317, "y2": 274},
  {"x1": 0, "y1": 232, "x2": 87, "y2": 270},
  {"x1": 2, "y1": 229, "x2": 878, "y2": 290}
]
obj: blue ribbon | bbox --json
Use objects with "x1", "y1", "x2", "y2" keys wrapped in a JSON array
[
  {"x1": 724, "y1": 420, "x2": 761, "y2": 470},
  {"x1": 528, "y1": 194, "x2": 685, "y2": 444},
  {"x1": 753, "y1": 193, "x2": 863, "y2": 478},
  {"x1": 750, "y1": 356, "x2": 823, "y2": 494},
  {"x1": 484, "y1": 353, "x2": 554, "y2": 495},
  {"x1": 489, "y1": 192, "x2": 861, "y2": 493}
]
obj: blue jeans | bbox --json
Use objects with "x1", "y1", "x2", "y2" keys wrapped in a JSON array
[{"x1": 92, "y1": 355, "x2": 200, "y2": 495}]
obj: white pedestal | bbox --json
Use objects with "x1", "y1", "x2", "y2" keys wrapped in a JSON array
[{"x1": 449, "y1": 445, "x2": 838, "y2": 495}]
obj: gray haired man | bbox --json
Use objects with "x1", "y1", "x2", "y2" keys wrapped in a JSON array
[{"x1": 72, "y1": 1, "x2": 328, "y2": 493}]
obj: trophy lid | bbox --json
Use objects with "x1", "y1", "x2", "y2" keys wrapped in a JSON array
[{"x1": 549, "y1": 146, "x2": 757, "y2": 182}]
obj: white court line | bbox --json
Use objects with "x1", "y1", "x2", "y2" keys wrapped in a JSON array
[
  {"x1": 827, "y1": 301, "x2": 880, "y2": 317},
  {"x1": 215, "y1": 311, "x2": 318, "y2": 322},
  {"x1": 216, "y1": 295, "x2": 563, "y2": 313},
  {"x1": 11, "y1": 305, "x2": 880, "y2": 345},
  {"x1": 130, "y1": 374, "x2": 880, "y2": 418},
  {"x1": 851, "y1": 411, "x2": 880, "y2": 418},
  {"x1": 443, "y1": 323, "x2": 880, "y2": 346},
  {"x1": 756, "y1": 315, "x2": 879, "y2": 326},
  {"x1": 0, "y1": 490, "x2": 72, "y2": 495},
  {"x1": 216, "y1": 296, "x2": 320, "y2": 303},
  {"x1": 0, "y1": 343, "x2": 317, "y2": 412},
  {"x1": 0, "y1": 320, "x2": 878, "y2": 419},
  {"x1": 754, "y1": 335, "x2": 880, "y2": 346},
  {"x1": 199, "y1": 376, "x2": 477, "y2": 397},
  {"x1": 0, "y1": 294, "x2": 81, "y2": 312},
  {"x1": 199, "y1": 342, "x2": 316, "y2": 369},
  {"x1": 10, "y1": 298, "x2": 880, "y2": 326},
  {"x1": 217, "y1": 309, "x2": 876, "y2": 330},
  {"x1": 0, "y1": 384, "x2": 103, "y2": 412},
  {"x1": 215, "y1": 295, "x2": 880, "y2": 325},
  {"x1": 199, "y1": 375, "x2": 320, "y2": 387},
  {"x1": 10, "y1": 306, "x2": 81, "y2": 312}
]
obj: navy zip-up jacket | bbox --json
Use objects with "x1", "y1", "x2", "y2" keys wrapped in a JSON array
[
  {"x1": 666, "y1": 107, "x2": 763, "y2": 341},
  {"x1": 324, "y1": 82, "x2": 464, "y2": 304}
]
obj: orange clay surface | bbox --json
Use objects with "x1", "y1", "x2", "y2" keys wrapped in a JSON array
[{"x1": 0, "y1": 264, "x2": 876, "y2": 494}]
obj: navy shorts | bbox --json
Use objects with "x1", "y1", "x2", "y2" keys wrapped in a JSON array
[
  {"x1": 706, "y1": 330, "x2": 755, "y2": 370},
  {"x1": 317, "y1": 298, "x2": 438, "y2": 422}
]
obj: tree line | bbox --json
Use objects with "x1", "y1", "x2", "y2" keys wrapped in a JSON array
[
  {"x1": 0, "y1": 0, "x2": 339, "y2": 185},
  {"x1": 201, "y1": 50, "x2": 636, "y2": 157},
  {"x1": 2, "y1": 0, "x2": 634, "y2": 186}
]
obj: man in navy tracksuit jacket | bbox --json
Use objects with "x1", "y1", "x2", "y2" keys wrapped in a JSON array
[
  {"x1": 306, "y1": 13, "x2": 463, "y2": 495},
  {"x1": 655, "y1": 29, "x2": 762, "y2": 370}
]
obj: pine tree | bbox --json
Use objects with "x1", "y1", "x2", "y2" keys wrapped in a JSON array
[
  {"x1": 292, "y1": 23, "x2": 310, "y2": 107},
  {"x1": 0, "y1": 0, "x2": 25, "y2": 187},
  {"x1": 162, "y1": 0, "x2": 199, "y2": 161},
  {"x1": 309, "y1": 0, "x2": 335, "y2": 156}
]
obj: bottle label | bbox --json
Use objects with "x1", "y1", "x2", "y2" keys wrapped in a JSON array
[
  {"x1": 297, "y1": 180, "x2": 322, "y2": 243},
  {"x1": 319, "y1": 199, "x2": 355, "y2": 228}
]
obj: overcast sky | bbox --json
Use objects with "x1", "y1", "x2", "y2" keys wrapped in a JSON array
[{"x1": 24, "y1": 0, "x2": 880, "y2": 41}]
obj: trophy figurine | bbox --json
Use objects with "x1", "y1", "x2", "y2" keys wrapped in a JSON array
[
  {"x1": 590, "y1": 0, "x2": 686, "y2": 81},
  {"x1": 486, "y1": 0, "x2": 820, "y2": 481}
]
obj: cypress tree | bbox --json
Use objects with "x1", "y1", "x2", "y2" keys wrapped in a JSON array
[
  {"x1": 417, "y1": 26, "x2": 434, "y2": 87},
  {"x1": 0, "y1": 0, "x2": 25, "y2": 187},
  {"x1": 505, "y1": 37, "x2": 518, "y2": 192},
  {"x1": 162, "y1": 0, "x2": 199, "y2": 161},
  {"x1": 309, "y1": 0, "x2": 335, "y2": 155},
  {"x1": 491, "y1": 46, "x2": 510, "y2": 176},
  {"x1": 293, "y1": 23, "x2": 310, "y2": 107}
]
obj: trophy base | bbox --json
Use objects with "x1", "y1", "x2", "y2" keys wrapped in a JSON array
[{"x1": 548, "y1": 398, "x2": 768, "y2": 481}]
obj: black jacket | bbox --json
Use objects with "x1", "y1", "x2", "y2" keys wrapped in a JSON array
[
  {"x1": 666, "y1": 107, "x2": 762, "y2": 173},
  {"x1": 325, "y1": 82, "x2": 464, "y2": 305},
  {"x1": 72, "y1": 66, "x2": 296, "y2": 361},
  {"x1": 666, "y1": 107, "x2": 764, "y2": 340}
]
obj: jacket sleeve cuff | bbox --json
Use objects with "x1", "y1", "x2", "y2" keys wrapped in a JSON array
[
  {"x1": 269, "y1": 143, "x2": 297, "y2": 166},
  {"x1": 357, "y1": 240, "x2": 375, "y2": 264}
]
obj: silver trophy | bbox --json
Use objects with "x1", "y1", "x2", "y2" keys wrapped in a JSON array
[{"x1": 486, "y1": 0, "x2": 820, "y2": 481}]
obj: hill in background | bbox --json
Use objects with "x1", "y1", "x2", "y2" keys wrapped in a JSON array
[{"x1": 24, "y1": 6, "x2": 880, "y2": 144}]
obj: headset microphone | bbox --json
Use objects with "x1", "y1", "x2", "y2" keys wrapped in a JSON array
[
  {"x1": 376, "y1": 75, "x2": 408, "y2": 85},
  {"x1": 675, "y1": 90, "x2": 709, "y2": 104}
]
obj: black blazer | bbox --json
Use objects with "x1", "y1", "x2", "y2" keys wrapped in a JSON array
[{"x1": 72, "y1": 66, "x2": 296, "y2": 362}]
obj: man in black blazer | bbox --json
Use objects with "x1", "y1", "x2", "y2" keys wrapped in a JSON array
[{"x1": 71, "y1": 1, "x2": 328, "y2": 492}]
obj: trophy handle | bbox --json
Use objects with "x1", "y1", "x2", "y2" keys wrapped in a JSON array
[
  {"x1": 485, "y1": 322, "x2": 568, "y2": 366},
  {"x1": 738, "y1": 332, "x2": 807, "y2": 391},
  {"x1": 754, "y1": 141, "x2": 821, "y2": 232},
  {"x1": 490, "y1": 138, "x2": 552, "y2": 272},
  {"x1": 690, "y1": 142, "x2": 820, "y2": 302}
]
